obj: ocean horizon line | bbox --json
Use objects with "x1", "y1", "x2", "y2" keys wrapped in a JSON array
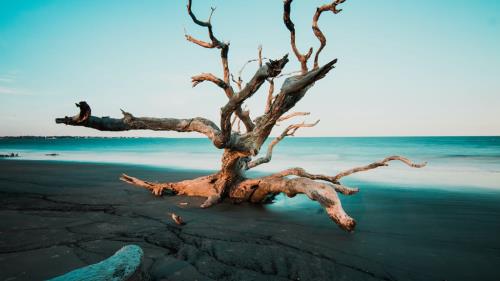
[{"x1": 1, "y1": 135, "x2": 499, "y2": 139}]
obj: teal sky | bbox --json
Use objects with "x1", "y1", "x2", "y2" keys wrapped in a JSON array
[{"x1": 0, "y1": 0, "x2": 499, "y2": 137}]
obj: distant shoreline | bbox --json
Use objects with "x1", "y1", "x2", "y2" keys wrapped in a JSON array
[{"x1": 1, "y1": 135, "x2": 499, "y2": 139}]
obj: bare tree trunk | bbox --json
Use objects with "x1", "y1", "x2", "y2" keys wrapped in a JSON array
[{"x1": 55, "y1": 0, "x2": 427, "y2": 231}]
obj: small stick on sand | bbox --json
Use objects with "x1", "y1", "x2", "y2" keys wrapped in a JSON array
[{"x1": 169, "y1": 212, "x2": 185, "y2": 225}]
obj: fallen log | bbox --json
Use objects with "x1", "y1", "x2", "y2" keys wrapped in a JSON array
[{"x1": 48, "y1": 244, "x2": 144, "y2": 281}]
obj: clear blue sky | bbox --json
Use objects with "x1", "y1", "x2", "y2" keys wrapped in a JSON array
[{"x1": 1, "y1": 0, "x2": 499, "y2": 137}]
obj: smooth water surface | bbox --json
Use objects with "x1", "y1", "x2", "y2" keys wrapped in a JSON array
[{"x1": 1, "y1": 136, "x2": 499, "y2": 189}]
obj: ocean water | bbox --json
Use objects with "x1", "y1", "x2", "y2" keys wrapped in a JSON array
[{"x1": 1, "y1": 136, "x2": 499, "y2": 190}]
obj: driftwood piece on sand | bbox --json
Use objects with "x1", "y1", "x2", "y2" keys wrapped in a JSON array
[
  {"x1": 170, "y1": 212, "x2": 186, "y2": 225},
  {"x1": 48, "y1": 245, "x2": 144, "y2": 281}
]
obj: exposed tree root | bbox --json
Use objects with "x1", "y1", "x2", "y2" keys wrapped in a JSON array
[
  {"x1": 119, "y1": 156, "x2": 426, "y2": 231},
  {"x1": 119, "y1": 173, "x2": 218, "y2": 198},
  {"x1": 234, "y1": 176, "x2": 356, "y2": 231}
]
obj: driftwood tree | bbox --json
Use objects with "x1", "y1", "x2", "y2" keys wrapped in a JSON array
[{"x1": 56, "y1": 0, "x2": 425, "y2": 231}]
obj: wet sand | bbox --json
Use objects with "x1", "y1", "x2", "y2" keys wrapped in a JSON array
[{"x1": 1, "y1": 160, "x2": 499, "y2": 281}]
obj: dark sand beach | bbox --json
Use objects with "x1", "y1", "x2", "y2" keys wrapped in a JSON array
[{"x1": 1, "y1": 160, "x2": 499, "y2": 281}]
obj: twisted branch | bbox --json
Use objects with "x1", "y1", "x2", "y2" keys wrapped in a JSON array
[
  {"x1": 186, "y1": 0, "x2": 230, "y2": 83},
  {"x1": 333, "y1": 156, "x2": 427, "y2": 181},
  {"x1": 186, "y1": 0, "x2": 259, "y2": 135},
  {"x1": 191, "y1": 73, "x2": 228, "y2": 89},
  {"x1": 312, "y1": 0, "x2": 346, "y2": 69},
  {"x1": 284, "y1": 0, "x2": 313, "y2": 74},
  {"x1": 219, "y1": 54, "x2": 289, "y2": 146},
  {"x1": 192, "y1": 73, "x2": 255, "y2": 133}
]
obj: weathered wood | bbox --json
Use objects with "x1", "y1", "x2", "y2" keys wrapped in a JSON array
[
  {"x1": 246, "y1": 120, "x2": 320, "y2": 169},
  {"x1": 284, "y1": 0, "x2": 313, "y2": 74},
  {"x1": 170, "y1": 213, "x2": 185, "y2": 225},
  {"x1": 55, "y1": 0, "x2": 427, "y2": 231},
  {"x1": 312, "y1": 0, "x2": 346, "y2": 69},
  {"x1": 55, "y1": 107, "x2": 224, "y2": 148},
  {"x1": 49, "y1": 245, "x2": 144, "y2": 281}
]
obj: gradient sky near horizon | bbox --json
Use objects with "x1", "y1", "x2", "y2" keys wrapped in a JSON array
[{"x1": 0, "y1": 0, "x2": 499, "y2": 137}]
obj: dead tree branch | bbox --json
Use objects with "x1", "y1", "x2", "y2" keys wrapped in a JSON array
[
  {"x1": 233, "y1": 47, "x2": 269, "y2": 91},
  {"x1": 284, "y1": 0, "x2": 313, "y2": 74},
  {"x1": 312, "y1": 0, "x2": 346, "y2": 69},
  {"x1": 186, "y1": 0, "x2": 230, "y2": 83},
  {"x1": 191, "y1": 73, "x2": 228, "y2": 89},
  {"x1": 333, "y1": 156, "x2": 427, "y2": 181},
  {"x1": 219, "y1": 55, "x2": 289, "y2": 147},
  {"x1": 186, "y1": 0, "x2": 259, "y2": 134},
  {"x1": 277, "y1": 112, "x2": 310, "y2": 122},
  {"x1": 250, "y1": 59, "x2": 337, "y2": 151},
  {"x1": 271, "y1": 167, "x2": 358, "y2": 195},
  {"x1": 55, "y1": 102, "x2": 224, "y2": 148},
  {"x1": 264, "y1": 78, "x2": 275, "y2": 114},
  {"x1": 246, "y1": 120, "x2": 319, "y2": 169}
]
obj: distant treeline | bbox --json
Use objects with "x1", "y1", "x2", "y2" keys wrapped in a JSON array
[{"x1": 0, "y1": 136, "x2": 145, "y2": 139}]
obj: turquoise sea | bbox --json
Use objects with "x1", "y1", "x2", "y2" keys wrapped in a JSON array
[{"x1": 1, "y1": 136, "x2": 499, "y2": 190}]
